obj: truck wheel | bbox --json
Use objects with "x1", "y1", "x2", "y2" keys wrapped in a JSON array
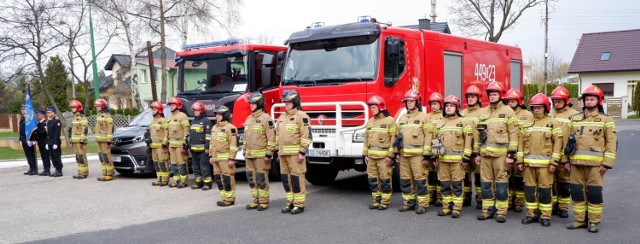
[
  {"x1": 268, "y1": 154, "x2": 281, "y2": 181},
  {"x1": 116, "y1": 169, "x2": 134, "y2": 177},
  {"x1": 392, "y1": 164, "x2": 401, "y2": 192},
  {"x1": 306, "y1": 164, "x2": 338, "y2": 185}
]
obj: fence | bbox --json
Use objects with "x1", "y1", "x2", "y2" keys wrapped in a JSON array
[{"x1": 61, "y1": 113, "x2": 135, "y2": 132}]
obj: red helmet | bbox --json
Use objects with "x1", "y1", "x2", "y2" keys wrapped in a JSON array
[
  {"x1": 443, "y1": 95, "x2": 461, "y2": 109},
  {"x1": 529, "y1": 93, "x2": 551, "y2": 111},
  {"x1": 150, "y1": 101, "x2": 164, "y2": 115},
  {"x1": 428, "y1": 92, "x2": 444, "y2": 105},
  {"x1": 69, "y1": 100, "x2": 83, "y2": 112},
  {"x1": 93, "y1": 98, "x2": 108, "y2": 109},
  {"x1": 367, "y1": 95, "x2": 387, "y2": 111},
  {"x1": 503, "y1": 88, "x2": 524, "y2": 106},
  {"x1": 486, "y1": 81, "x2": 506, "y2": 96},
  {"x1": 191, "y1": 101, "x2": 206, "y2": 113},
  {"x1": 465, "y1": 85, "x2": 483, "y2": 98},
  {"x1": 550, "y1": 86, "x2": 571, "y2": 104},
  {"x1": 582, "y1": 85, "x2": 604, "y2": 105},
  {"x1": 402, "y1": 89, "x2": 422, "y2": 103},
  {"x1": 168, "y1": 97, "x2": 183, "y2": 109}
]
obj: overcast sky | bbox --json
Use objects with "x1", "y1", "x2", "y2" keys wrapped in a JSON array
[{"x1": 178, "y1": 0, "x2": 640, "y2": 63}]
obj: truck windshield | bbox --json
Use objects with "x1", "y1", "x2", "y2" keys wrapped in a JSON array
[
  {"x1": 283, "y1": 36, "x2": 379, "y2": 86},
  {"x1": 178, "y1": 54, "x2": 248, "y2": 94},
  {"x1": 127, "y1": 106, "x2": 172, "y2": 127}
]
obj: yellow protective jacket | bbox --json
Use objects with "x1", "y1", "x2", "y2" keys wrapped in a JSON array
[
  {"x1": 550, "y1": 106, "x2": 579, "y2": 164},
  {"x1": 461, "y1": 104, "x2": 483, "y2": 153},
  {"x1": 568, "y1": 110, "x2": 617, "y2": 169},
  {"x1": 164, "y1": 110, "x2": 189, "y2": 148},
  {"x1": 516, "y1": 115, "x2": 563, "y2": 167},
  {"x1": 149, "y1": 115, "x2": 167, "y2": 149},
  {"x1": 396, "y1": 109, "x2": 431, "y2": 157},
  {"x1": 476, "y1": 102, "x2": 519, "y2": 157},
  {"x1": 434, "y1": 115, "x2": 473, "y2": 163},
  {"x1": 70, "y1": 113, "x2": 88, "y2": 144},
  {"x1": 94, "y1": 112, "x2": 113, "y2": 143},
  {"x1": 276, "y1": 108, "x2": 312, "y2": 156},
  {"x1": 363, "y1": 113, "x2": 397, "y2": 159},
  {"x1": 243, "y1": 110, "x2": 276, "y2": 158},
  {"x1": 209, "y1": 121, "x2": 239, "y2": 161}
]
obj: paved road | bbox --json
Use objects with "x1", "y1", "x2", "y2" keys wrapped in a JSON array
[{"x1": 1, "y1": 121, "x2": 639, "y2": 243}]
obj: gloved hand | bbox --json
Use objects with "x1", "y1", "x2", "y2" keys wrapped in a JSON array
[
  {"x1": 27, "y1": 141, "x2": 35, "y2": 147},
  {"x1": 45, "y1": 144, "x2": 49, "y2": 150},
  {"x1": 53, "y1": 144, "x2": 58, "y2": 150}
]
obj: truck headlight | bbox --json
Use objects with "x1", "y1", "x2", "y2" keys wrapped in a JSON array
[{"x1": 352, "y1": 131, "x2": 365, "y2": 143}]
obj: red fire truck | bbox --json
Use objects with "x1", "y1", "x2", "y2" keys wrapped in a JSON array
[
  {"x1": 272, "y1": 18, "x2": 524, "y2": 185},
  {"x1": 174, "y1": 40, "x2": 286, "y2": 177}
]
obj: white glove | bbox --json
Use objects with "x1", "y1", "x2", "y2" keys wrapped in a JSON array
[
  {"x1": 45, "y1": 144, "x2": 49, "y2": 150},
  {"x1": 27, "y1": 141, "x2": 34, "y2": 147},
  {"x1": 53, "y1": 144, "x2": 58, "y2": 150}
]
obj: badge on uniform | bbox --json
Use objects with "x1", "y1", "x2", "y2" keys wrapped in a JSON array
[
  {"x1": 547, "y1": 123, "x2": 553, "y2": 128},
  {"x1": 302, "y1": 118, "x2": 309, "y2": 125},
  {"x1": 231, "y1": 128, "x2": 237, "y2": 134},
  {"x1": 456, "y1": 122, "x2": 463, "y2": 127},
  {"x1": 520, "y1": 116, "x2": 526, "y2": 120},
  {"x1": 221, "y1": 129, "x2": 226, "y2": 132},
  {"x1": 268, "y1": 121, "x2": 274, "y2": 128},
  {"x1": 499, "y1": 114, "x2": 505, "y2": 118},
  {"x1": 290, "y1": 118, "x2": 295, "y2": 121},
  {"x1": 257, "y1": 120, "x2": 261, "y2": 123},
  {"x1": 413, "y1": 120, "x2": 420, "y2": 124},
  {"x1": 594, "y1": 118, "x2": 601, "y2": 122},
  {"x1": 381, "y1": 125, "x2": 387, "y2": 128}
]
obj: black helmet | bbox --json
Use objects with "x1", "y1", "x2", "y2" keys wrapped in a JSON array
[
  {"x1": 282, "y1": 90, "x2": 301, "y2": 108},
  {"x1": 214, "y1": 105, "x2": 231, "y2": 121},
  {"x1": 248, "y1": 92, "x2": 265, "y2": 110}
]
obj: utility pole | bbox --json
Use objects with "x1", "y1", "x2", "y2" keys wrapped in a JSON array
[
  {"x1": 430, "y1": 0, "x2": 437, "y2": 22},
  {"x1": 543, "y1": 0, "x2": 549, "y2": 95},
  {"x1": 89, "y1": 0, "x2": 100, "y2": 100},
  {"x1": 146, "y1": 41, "x2": 158, "y2": 102}
]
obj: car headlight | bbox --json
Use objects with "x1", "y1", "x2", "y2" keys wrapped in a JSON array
[
  {"x1": 238, "y1": 133, "x2": 244, "y2": 145},
  {"x1": 133, "y1": 135, "x2": 145, "y2": 143},
  {"x1": 352, "y1": 131, "x2": 365, "y2": 143}
]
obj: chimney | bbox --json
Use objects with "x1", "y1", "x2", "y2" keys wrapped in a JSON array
[{"x1": 418, "y1": 18, "x2": 431, "y2": 31}]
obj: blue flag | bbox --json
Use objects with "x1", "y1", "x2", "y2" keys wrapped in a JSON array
[{"x1": 24, "y1": 85, "x2": 37, "y2": 141}]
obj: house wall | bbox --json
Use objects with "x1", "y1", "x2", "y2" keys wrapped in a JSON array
[
  {"x1": 579, "y1": 71, "x2": 640, "y2": 109},
  {"x1": 136, "y1": 64, "x2": 177, "y2": 109},
  {"x1": 107, "y1": 62, "x2": 132, "y2": 109}
]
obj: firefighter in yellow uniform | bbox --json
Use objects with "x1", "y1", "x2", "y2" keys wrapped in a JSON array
[
  {"x1": 164, "y1": 97, "x2": 190, "y2": 188},
  {"x1": 209, "y1": 106, "x2": 239, "y2": 207},
  {"x1": 395, "y1": 89, "x2": 431, "y2": 214},
  {"x1": 434, "y1": 95, "x2": 473, "y2": 218},
  {"x1": 148, "y1": 102, "x2": 170, "y2": 186},
  {"x1": 243, "y1": 93, "x2": 276, "y2": 211},
  {"x1": 94, "y1": 98, "x2": 115, "y2": 181},
  {"x1": 362, "y1": 95, "x2": 397, "y2": 210},
  {"x1": 517, "y1": 93, "x2": 563, "y2": 227},
  {"x1": 426, "y1": 92, "x2": 445, "y2": 207},
  {"x1": 566, "y1": 85, "x2": 617, "y2": 233},
  {"x1": 476, "y1": 81, "x2": 519, "y2": 223},
  {"x1": 277, "y1": 90, "x2": 312, "y2": 215},
  {"x1": 461, "y1": 85, "x2": 484, "y2": 209},
  {"x1": 503, "y1": 88, "x2": 533, "y2": 213},
  {"x1": 549, "y1": 86, "x2": 579, "y2": 218},
  {"x1": 69, "y1": 100, "x2": 89, "y2": 179}
]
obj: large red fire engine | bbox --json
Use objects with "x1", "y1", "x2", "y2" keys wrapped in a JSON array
[
  {"x1": 272, "y1": 18, "x2": 524, "y2": 185},
  {"x1": 174, "y1": 40, "x2": 286, "y2": 176}
]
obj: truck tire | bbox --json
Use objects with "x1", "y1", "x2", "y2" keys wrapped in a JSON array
[
  {"x1": 306, "y1": 164, "x2": 338, "y2": 185},
  {"x1": 268, "y1": 154, "x2": 281, "y2": 181}
]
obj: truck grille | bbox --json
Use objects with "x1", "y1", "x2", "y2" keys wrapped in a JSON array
[{"x1": 311, "y1": 129, "x2": 336, "y2": 134}]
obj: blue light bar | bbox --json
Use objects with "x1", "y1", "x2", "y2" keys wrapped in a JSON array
[
  {"x1": 181, "y1": 39, "x2": 242, "y2": 50},
  {"x1": 357, "y1": 15, "x2": 371, "y2": 23}
]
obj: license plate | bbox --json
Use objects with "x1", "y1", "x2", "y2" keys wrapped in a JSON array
[
  {"x1": 307, "y1": 149, "x2": 330, "y2": 157},
  {"x1": 112, "y1": 156, "x2": 121, "y2": 162}
]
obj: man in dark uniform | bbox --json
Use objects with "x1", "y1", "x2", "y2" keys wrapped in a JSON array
[
  {"x1": 46, "y1": 107, "x2": 63, "y2": 177},
  {"x1": 19, "y1": 104, "x2": 38, "y2": 175},
  {"x1": 35, "y1": 110, "x2": 51, "y2": 176}
]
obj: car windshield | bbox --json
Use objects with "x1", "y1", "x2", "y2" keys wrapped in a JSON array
[
  {"x1": 127, "y1": 106, "x2": 171, "y2": 127},
  {"x1": 283, "y1": 36, "x2": 379, "y2": 85},
  {"x1": 178, "y1": 54, "x2": 249, "y2": 94}
]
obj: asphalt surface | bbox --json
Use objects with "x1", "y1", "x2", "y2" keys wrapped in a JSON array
[{"x1": 2, "y1": 120, "x2": 639, "y2": 244}]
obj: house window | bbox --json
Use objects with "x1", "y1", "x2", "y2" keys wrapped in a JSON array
[
  {"x1": 140, "y1": 69, "x2": 148, "y2": 84},
  {"x1": 600, "y1": 52, "x2": 611, "y2": 61}
]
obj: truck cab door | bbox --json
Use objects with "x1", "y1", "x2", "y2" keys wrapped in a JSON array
[{"x1": 261, "y1": 50, "x2": 287, "y2": 115}]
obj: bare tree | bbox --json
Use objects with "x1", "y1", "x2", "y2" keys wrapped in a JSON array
[
  {"x1": 94, "y1": 0, "x2": 145, "y2": 109},
  {"x1": 449, "y1": 0, "x2": 542, "y2": 42},
  {"x1": 244, "y1": 33, "x2": 275, "y2": 45},
  {"x1": 51, "y1": 0, "x2": 118, "y2": 109},
  {"x1": 131, "y1": 0, "x2": 242, "y2": 102},
  {"x1": 0, "y1": 0, "x2": 69, "y2": 122},
  {"x1": 526, "y1": 47, "x2": 569, "y2": 85}
]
